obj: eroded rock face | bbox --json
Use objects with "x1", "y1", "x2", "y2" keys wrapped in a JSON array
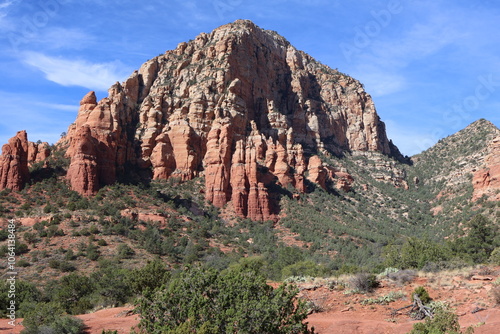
[
  {"x1": 0, "y1": 131, "x2": 30, "y2": 191},
  {"x1": 62, "y1": 20, "x2": 402, "y2": 220},
  {"x1": 473, "y1": 137, "x2": 500, "y2": 201},
  {"x1": 28, "y1": 141, "x2": 51, "y2": 166},
  {"x1": 66, "y1": 126, "x2": 100, "y2": 196}
]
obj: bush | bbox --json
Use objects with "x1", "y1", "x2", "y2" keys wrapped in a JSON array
[
  {"x1": 91, "y1": 262, "x2": 131, "y2": 307},
  {"x1": 281, "y1": 260, "x2": 326, "y2": 279},
  {"x1": 489, "y1": 247, "x2": 500, "y2": 265},
  {"x1": 135, "y1": 266, "x2": 314, "y2": 334},
  {"x1": 349, "y1": 273, "x2": 379, "y2": 293},
  {"x1": 0, "y1": 229, "x2": 8, "y2": 241},
  {"x1": 45, "y1": 273, "x2": 95, "y2": 314},
  {"x1": 117, "y1": 243, "x2": 135, "y2": 259},
  {"x1": 450, "y1": 214, "x2": 496, "y2": 264},
  {"x1": 384, "y1": 238, "x2": 452, "y2": 270},
  {"x1": 387, "y1": 269, "x2": 417, "y2": 285},
  {"x1": 20, "y1": 302, "x2": 85, "y2": 334},
  {"x1": 127, "y1": 260, "x2": 170, "y2": 295},
  {"x1": 17, "y1": 259, "x2": 31, "y2": 267},
  {"x1": 412, "y1": 286, "x2": 432, "y2": 304},
  {"x1": 86, "y1": 243, "x2": 100, "y2": 261},
  {"x1": 0, "y1": 280, "x2": 41, "y2": 318},
  {"x1": 23, "y1": 232, "x2": 39, "y2": 244},
  {"x1": 409, "y1": 308, "x2": 474, "y2": 334},
  {"x1": 97, "y1": 239, "x2": 108, "y2": 246}
]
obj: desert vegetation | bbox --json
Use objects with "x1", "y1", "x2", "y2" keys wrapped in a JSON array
[{"x1": 0, "y1": 122, "x2": 499, "y2": 333}]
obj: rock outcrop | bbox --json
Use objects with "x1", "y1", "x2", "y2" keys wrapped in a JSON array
[
  {"x1": 0, "y1": 131, "x2": 30, "y2": 191},
  {"x1": 65, "y1": 126, "x2": 100, "y2": 196},
  {"x1": 473, "y1": 136, "x2": 500, "y2": 201},
  {"x1": 27, "y1": 141, "x2": 50, "y2": 166},
  {"x1": 61, "y1": 20, "x2": 403, "y2": 220}
]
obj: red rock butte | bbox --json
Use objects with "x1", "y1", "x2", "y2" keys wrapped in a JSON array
[
  {"x1": 0, "y1": 130, "x2": 50, "y2": 191},
  {"x1": 1, "y1": 20, "x2": 404, "y2": 221}
]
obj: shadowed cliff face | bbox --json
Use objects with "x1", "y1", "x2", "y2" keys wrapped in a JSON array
[{"x1": 60, "y1": 20, "x2": 401, "y2": 220}]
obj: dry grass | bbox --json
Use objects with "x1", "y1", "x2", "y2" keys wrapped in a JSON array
[{"x1": 492, "y1": 286, "x2": 500, "y2": 305}]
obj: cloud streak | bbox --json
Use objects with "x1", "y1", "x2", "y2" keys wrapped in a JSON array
[{"x1": 22, "y1": 52, "x2": 131, "y2": 91}]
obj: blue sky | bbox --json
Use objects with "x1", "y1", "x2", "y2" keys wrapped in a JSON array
[{"x1": 0, "y1": 0, "x2": 499, "y2": 156}]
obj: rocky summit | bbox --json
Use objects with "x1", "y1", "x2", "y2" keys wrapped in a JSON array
[
  {"x1": 54, "y1": 19, "x2": 402, "y2": 221},
  {"x1": 0, "y1": 20, "x2": 498, "y2": 224}
]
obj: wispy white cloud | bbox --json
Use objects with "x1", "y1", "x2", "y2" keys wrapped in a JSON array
[
  {"x1": 351, "y1": 64, "x2": 406, "y2": 97},
  {"x1": 0, "y1": 90, "x2": 76, "y2": 145},
  {"x1": 341, "y1": 0, "x2": 493, "y2": 100},
  {"x1": 22, "y1": 52, "x2": 131, "y2": 91},
  {"x1": 0, "y1": 0, "x2": 14, "y2": 10},
  {"x1": 35, "y1": 102, "x2": 78, "y2": 112},
  {"x1": 0, "y1": 0, "x2": 17, "y2": 29},
  {"x1": 36, "y1": 27, "x2": 96, "y2": 51}
]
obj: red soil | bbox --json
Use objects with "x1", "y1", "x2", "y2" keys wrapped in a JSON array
[{"x1": 1, "y1": 269, "x2": 499, "y2": 334}]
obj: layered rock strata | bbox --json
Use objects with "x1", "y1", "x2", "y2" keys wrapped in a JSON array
[
  {"x1": 0, "y1": 131, "x2": 52, "y2": 191},
  {"x1": 61, "y1": 20, "x2": 402, "y2": 220},
  {"x1": 0, "y1": 131, "x2": 31, "y2": 191},
  {"x1": 473, "y1": 136, "x2": 500, "y2": 201}
]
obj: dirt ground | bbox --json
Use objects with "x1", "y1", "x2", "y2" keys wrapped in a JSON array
[
  {"x1": 1, "y1": 268, "x2": 499, "y2": 334},
  {"x1": 304, "y1": 269, "x2": 500, "y2": 334}
]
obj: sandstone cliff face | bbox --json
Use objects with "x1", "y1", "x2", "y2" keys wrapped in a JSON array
[
  {"x1": 62, "y1": 20, "x2": 401, "y2": 220},
  {"x1": 0, "y1": 131, "x2": 30, "y2": 191},
  {"x1": 27, "y1": 142, "x2": 50, "y2": 165},
  {"x1": 473, "y1": 136, "x2": 500, "y2": 201},
  {"x1": 0, "y1": 131, "x2": 52, "y2": 191}
]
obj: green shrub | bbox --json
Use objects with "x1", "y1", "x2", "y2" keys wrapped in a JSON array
[
  {"x1": 17, "y1": 259, "x2": 31, "y2": 267},
  {"x1": 489, "y1": 247, "x2": 500, "y2": 265},
  {"x1": 90, "y1": 261, "x2": 131, "y2": 307},
  {"x1": 135, "y1": 266, "x2": 313, "y2": 334},
  {"x1": 409, "y1": 308, "x2": 474, "y2": 334},
  {"x1": 384, "y1": 238, "x2": 452, "y2": 270},
  {"x1": 86, "y1": 243, "x2": 100, "y2": 261},
  {"x1": 20, "y1": 302, "x2": 85, "y2": 334},
  {"x1": 45, "y1": 273, "x2": 95, "y2": 314},
  {"x1": 127, "y1": 259, "x2": 170, "y2": 295},
  {"x1": 65, "y1": 249, "x2": 76, "y2": 261},
  {"x1": 23, "y1": 232, "x2": 39, "y2": 244},
  {"x1": 117, "y1": 243, "x2": 135, "y2": 259},
  {"x1": 0, "y1": 280, "x2": 41, "y2": 317},
  {"x1": 281, "y1": 260, "x2": 326, "y2": 279},
  {"x1": 450, "y1": 214, "x2": 496, "y2": 264},
  {"x1": 0, "y1": 229, "x2": 8, "y2": 241},
  {"x1": 97, "y1": 239, "x2": 108, "y2": 246},
  {"x1": 412, "y1": 286, "x2": 432, "y2": 304}
]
